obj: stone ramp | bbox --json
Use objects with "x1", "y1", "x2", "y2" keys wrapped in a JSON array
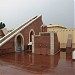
[{"x1": 0, "y1": 16, "x2": 39, "y2": 47}]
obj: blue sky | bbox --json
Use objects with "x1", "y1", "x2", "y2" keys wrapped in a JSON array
[{"x1": 0, "y1": 0, "x2": 74, "y2": 29}]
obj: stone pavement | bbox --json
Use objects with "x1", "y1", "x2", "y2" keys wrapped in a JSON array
[{"x1": 0, "y1": 51, "x2": 74, "y2": 75}]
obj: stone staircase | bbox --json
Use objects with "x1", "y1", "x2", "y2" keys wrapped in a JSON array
[{"x1": 0, "y1": 16, "x2": 38, "y2": 47}]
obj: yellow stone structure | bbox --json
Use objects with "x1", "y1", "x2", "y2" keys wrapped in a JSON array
[{"x1": 47, "y1": 24, "x2": 75, "y2": 49}]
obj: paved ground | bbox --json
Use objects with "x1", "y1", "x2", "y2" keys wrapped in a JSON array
[{"x1": 0, "y1": 51, "x2": 75, "y2": 75}]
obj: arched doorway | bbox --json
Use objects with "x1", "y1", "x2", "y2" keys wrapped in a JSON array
[
  {"x1": 30, "y1": 31, "x2": 34, "y2": 42},
  {"x1": 28, "y1": 29, "x2": 35, "y2": 51},
  {"x1": 15, "y1": 33, "x2": 24, "y2": 52},
  {"x1": 29, "y1": 29, "x2": 35, "y2": 42}
]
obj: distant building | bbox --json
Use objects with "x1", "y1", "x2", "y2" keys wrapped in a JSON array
[{"x1": 47, "y1": 24, "x2": 74, "y2": 50}]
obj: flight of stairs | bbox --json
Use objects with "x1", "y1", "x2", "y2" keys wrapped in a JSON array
[{"x1": 0, "y1": 16, "x2": 38, "y2": 47}]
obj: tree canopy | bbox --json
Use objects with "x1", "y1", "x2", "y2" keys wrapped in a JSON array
[{"x1": 0, "y1": 22, "x2": 5, "y2": 29}]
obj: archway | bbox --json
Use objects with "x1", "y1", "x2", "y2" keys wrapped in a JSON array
[
  {"x1": 30, "y1": 31, "x2": 34, "y2": 42},
  {"x1": 29, "y1": 29, "x2": 35, "y2": 42},
  {"x1": 15, "y1": 33, "x2": 24, "y2": 52},
  {"x1": 28, "y1": 29, "x2": 35, "y2": 51}
]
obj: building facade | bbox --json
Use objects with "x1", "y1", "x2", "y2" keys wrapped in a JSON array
[
  {"x1": 32, "y1": 32, "x2": 60, "y2": 55},
  {"x1": 0, "y1": 16, "x2": 42, "y2": 54},
  {"x1": 47, "y1": 24, "x2": 74, "y2": 50},
  {"x1": 0, "y1": 16, "x2": 74, "y2": 56}
]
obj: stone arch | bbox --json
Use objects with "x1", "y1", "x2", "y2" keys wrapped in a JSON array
[
  {"x1": 29, "y1": 29, "x2": 35, "y2": 42},
  {"x1": 15, "y1": 33, "x2": 24, "y2": 52}
]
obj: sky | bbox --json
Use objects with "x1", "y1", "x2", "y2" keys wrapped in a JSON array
[{"x1": 0, "y1": 0, "x2": 74, "y2": 29}]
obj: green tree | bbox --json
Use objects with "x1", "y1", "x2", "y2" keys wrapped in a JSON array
[{"x1": 0, "y1": 22, "x2": 5, "y2": 29}]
